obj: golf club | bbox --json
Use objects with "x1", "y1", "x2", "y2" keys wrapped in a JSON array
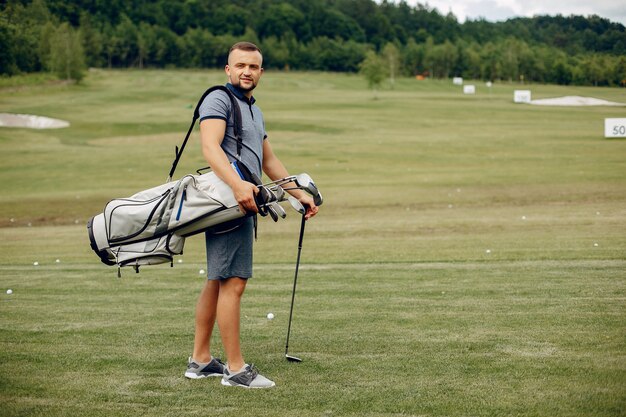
[
  {"x1": 272, "y1": 185, "x2": 285, "y2": 202},
  {"x1": 312, "y1": 190, "x2": 323, "y2": 207},
  {"x1": 260, "y1": 176, "x2": 297, "y2": 189},
  {"x1": 282, "y1": 173, "x2": 323, "y2": 207},
  {"x1": 288, "y1": 196, "x2": 306, "y2": 214},
  {"x1": 267, "y1": 204, "x2": 279, "y2": 222},
  {"x1": 285, "y1": 202, "x2": 307, "y2": 363},
  {"x1": 294, "y1": 174, "x2": 318, "y2": 196},
  {"x1": 270, "y1": 202, "x2": 287, "y2": 219}
]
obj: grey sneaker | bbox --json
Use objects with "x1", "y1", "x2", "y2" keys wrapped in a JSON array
[
  {"x1": 184, "y1": 356, "x2": 225, "y2": 379},
  {"x1": 221, "y1": 364, "x2": 276, "y2": 388}
]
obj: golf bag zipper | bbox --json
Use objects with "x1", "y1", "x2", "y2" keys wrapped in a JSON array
[{"x1": 176, "y1": 186, "x2": 187, "y2": 221}]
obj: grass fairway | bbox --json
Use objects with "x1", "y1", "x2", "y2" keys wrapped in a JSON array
[{"x1": 1, "y1": 70, "x2": 625, "y2": 416}]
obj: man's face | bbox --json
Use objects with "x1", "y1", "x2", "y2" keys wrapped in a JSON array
[{"x1": 226, "y1": 49, "x2": 263, "y2": 94}]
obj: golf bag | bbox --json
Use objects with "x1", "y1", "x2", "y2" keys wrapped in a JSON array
[{"x1": 87, "y1": 86, "x2": 271, "y2": 274}]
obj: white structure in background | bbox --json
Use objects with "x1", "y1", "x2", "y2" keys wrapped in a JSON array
[
  {"x1": 514, "y1": 90, "x2": 532, "y2": 103},
  {"x1": 463, "y1": 85, "x2": 475, "y2": 94},
  {"x1": 605, "y1": 118, "x2": 626, "y2": 138},
  {"x1": 453, "y1": 77, "x2": 463, "y2": 85}
]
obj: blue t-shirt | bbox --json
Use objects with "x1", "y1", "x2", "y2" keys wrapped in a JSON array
[{"x1": 198, "y1": 83, "x2": 266, "y2": 177}]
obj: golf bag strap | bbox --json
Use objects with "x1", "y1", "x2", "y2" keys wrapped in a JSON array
[{"x1": 167, "y1": 85, "x2": 243, "y2": 181}]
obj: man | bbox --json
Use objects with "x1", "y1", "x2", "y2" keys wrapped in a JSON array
[{"x1": 184, "y1": 42, "x2": 318, "y2": 388}]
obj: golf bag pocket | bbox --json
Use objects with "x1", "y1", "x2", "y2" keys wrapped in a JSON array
[
  {"x1": 105, "y1": 190, "x2": 172, "y2": 244},
  {"x1": 113, "y1": 233, "x2": 185, "y2": 272},
  {"x1": 102, "y1": 175, "x2": 199, "y2": 245}
]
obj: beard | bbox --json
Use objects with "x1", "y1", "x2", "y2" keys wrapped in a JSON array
[{"x1": 233, "y1": 78, "x2": 257, "y2": 92}]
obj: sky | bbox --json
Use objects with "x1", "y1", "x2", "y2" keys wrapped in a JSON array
[{"x1": 403, "y1": 0, "x2": 626, "y2": 26}]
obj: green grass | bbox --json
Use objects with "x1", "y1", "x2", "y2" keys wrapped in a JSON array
[{"x1": 0, "y1": 70, "x2": 625, "y2": 416}]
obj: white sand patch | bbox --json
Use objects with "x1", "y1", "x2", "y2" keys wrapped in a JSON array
[
  {"x1": 0, "y1": 113, "x2": 70, "y2": 129},
  {"x1": 529, "y1": 96, "x2": 625, "y2": 107}
]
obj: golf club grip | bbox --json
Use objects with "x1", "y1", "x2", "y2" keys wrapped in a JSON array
[
  {"x1": 253, "y1": 186, "x2": 270, "y2": 216},
  {"x1": 297, "y1": 212, "x2": 306, "y2": 248}
]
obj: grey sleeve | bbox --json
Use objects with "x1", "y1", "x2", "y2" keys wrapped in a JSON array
[
  {"x1": 261, "y1": 110, "x2": 267, "y2": 140},
  {"x1": 198, "y1": 90, "x2": 230, "y2": 123}
]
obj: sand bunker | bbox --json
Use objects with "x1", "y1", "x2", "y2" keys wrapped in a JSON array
[
  {"x1": 0, "y1": 113, "x2": 70, "y2": 129},
  {"x1": 530, "y1": 96, "x2": 625, "y2": 106}
]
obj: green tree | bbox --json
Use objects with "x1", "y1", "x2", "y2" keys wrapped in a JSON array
[
  {"x1": 114, "y1": 15, "x2": 138, "y2": 66},
  {"x1": 1, "y1": 0, "x2": 52, "y2": 73},
  {"x1": 429, "y1": 40, "x2": 457, "y2": 78},
  {"x1": 439, "y1": 40, "x2": 457, "y2": 78},
  {"x1": 382, "y1": 42, "x2": 400, "y2": 87},
  {"x1": 583, "y1": 54, "x2": 605, "y2": 86},
  {"x1": 0, "y1": 18, "x2": 19, "y2": 75},
  {"x1": 359, "y1": 50, "x2": 387, "y2": 97},
  {"x1": 402, "y1": 38, "x2": 424, "y2": 76},
  {"x1": 137, "y1": 24, "x2": 150, "y2": 68},
  {"x1": 49, "y1": 22, "x2": 85, "y2": 81},
  {"x1": 256, "y1": 3, "x2": 304, "y2": 40},
  {"x1": 262, "y1": 36, "x2": 290, "y2": 70},
  {"x1": 422, "y1": 37, "x2": 436, "y2": 77},
  {"x1": 461, "y1": 42, "x2": 482, "y2": 80},
  {"x1": 500, "y1": 37, "x2": 520, "y2": 82},
  {"x1": 480, "y1": 42, "x2": 501, "y2": 81},
  {"x1": 79, "y1": 12, "x2": 104, "y2": 67},
  {"x1": 612, "y1": 56, "x2": 626, "y2": 87},
  {"x1": 552, "y1": 59, "x2": 573, "y2": 85},
  {"x1": 38, "y1": 21, "x2": 56, "y2": 70}
]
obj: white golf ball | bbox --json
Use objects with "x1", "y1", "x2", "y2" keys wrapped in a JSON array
[
  {"x1": 199, "y1": 269, "x2": 205, "y2": 275},
  {"x1": 178, "y1": 259, "x2": 183, "y2": 263},
  {"x1": 6, "y1": 289, "x2": 13, "y2": 295},
  {"x1": 267, "y1": 313, "x2": 274, "y2": 320},
  {"x1": 33, "y1": 261, "x2": 39, "y2": 266},
  {"x1": 55, "y1": 259, "x2": 60, "y2": 263},
  {"x1": 485, "y1": 249, "x2": 491, "y2": 254}
]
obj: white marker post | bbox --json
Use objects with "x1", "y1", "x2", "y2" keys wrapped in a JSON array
[
  {"x1": 463, "y1": 85, "x2": 475, "y2": 94},
  {"x1": 514, "y1": 90, "x2": 531, "y2": 103},
  {"x1": 605, "y1": 118, "x2": 626, "y2": 138}
]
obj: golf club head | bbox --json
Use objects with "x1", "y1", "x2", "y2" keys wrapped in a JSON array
[
  {"x1": 288, "y1": 196, "x2": 306, "y2": 215},
  {"x1": 270, "y1": 202, "x2": 287, "y2": 219},
  {"x1": 313, "y1": 190, "x2": 323, "y2": 207},
  {"x1": 286, "y1": 354, "x2": 302, "y2": 363},
  {"x1": 294, "y1": 173, "x2": 319, "y2": 197},
  {"x1": 273, "y1": 186, "x2": 285, "y2": 201},
  {"x1": 267, "y1": 204, "x2": 279, "y2": 222}
]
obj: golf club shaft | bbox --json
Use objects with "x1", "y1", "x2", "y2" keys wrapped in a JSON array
[{"x1": 285, "y1": 213, "x2": 306, "y2": 357}]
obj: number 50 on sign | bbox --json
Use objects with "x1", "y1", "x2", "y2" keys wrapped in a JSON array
[{"x1": 605, "y1": 118, "x2": 626, "y2": 138}]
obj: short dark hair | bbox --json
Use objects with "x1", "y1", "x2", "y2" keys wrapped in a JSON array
[{"x1": 229, "y1": 41, "x2": 262, "y2": 55}]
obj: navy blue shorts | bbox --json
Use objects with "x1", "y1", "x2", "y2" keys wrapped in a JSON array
[{"x1": 204, "y1": 216, "x2": 253, "y2": 280}]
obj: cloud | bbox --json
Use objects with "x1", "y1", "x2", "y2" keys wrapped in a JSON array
[{"x1": 414, "y1": 0, "x2": 626, "y2": 24}]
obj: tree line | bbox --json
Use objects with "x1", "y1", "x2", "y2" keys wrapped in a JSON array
[{"x1": 1, "y1": 0, "x2": 625, "y2": 87}]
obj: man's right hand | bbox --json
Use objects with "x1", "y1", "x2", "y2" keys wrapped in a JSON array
[{"x1": 232, "y1": 180, "x2": 259, "y2": 214}]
